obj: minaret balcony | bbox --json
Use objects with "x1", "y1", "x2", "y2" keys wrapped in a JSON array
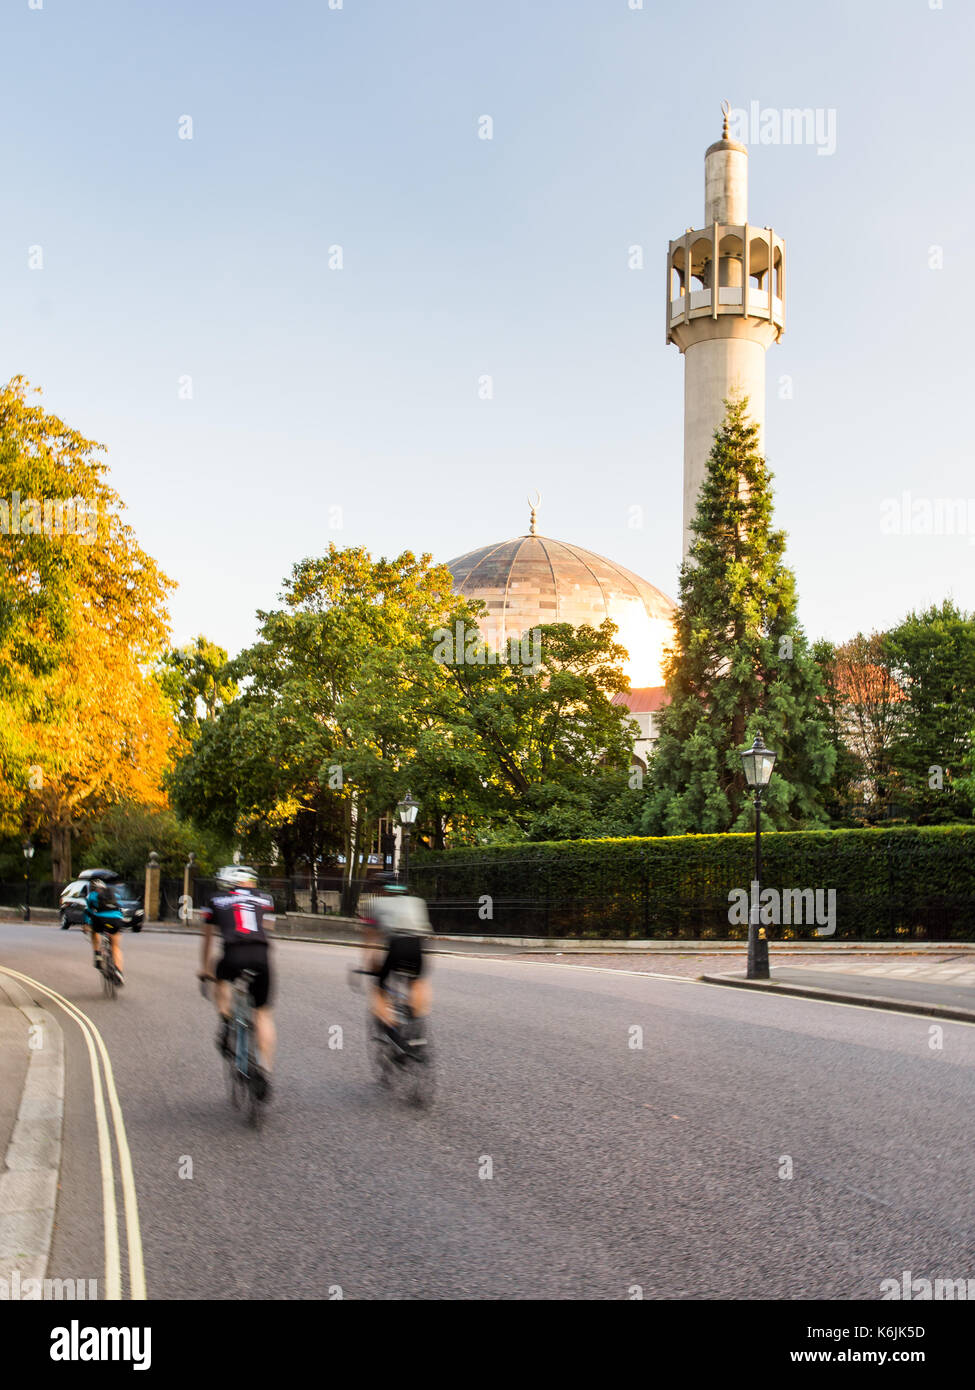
[{"x1": 666, "y1": 224, "x2": 785, "y2": 341}]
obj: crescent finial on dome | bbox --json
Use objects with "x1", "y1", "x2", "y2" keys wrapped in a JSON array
[{"x1": 527, "y1": 490, "x2": 541, "y2": 536}]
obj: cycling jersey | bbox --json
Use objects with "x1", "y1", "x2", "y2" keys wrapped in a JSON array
[
  {"x1": 200, "y1": 890, "x2": 274, "y2": 946},
  {"x1": 85, "y1": 888, "x2": 124, "y2": 932},
  {"x1": 361, "y1": 893, "x2": 432, "y2": 937}
]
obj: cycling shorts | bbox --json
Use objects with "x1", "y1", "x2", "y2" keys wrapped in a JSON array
[
  {"x1": 377, "y1": 934, "x2": 426, "y2": 988},
  {"x1": 217, "y1": 943, "x2": 272, "y2": 1008},
  {"x1": 88, "y1": 916, "x2": 122, "y2": 936}
]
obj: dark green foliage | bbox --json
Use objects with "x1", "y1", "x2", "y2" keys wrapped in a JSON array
[
  {"x1": 644, "y1": 399, "x2": 834, "y2": 834},
  {"x1": 413, "y1": 825, "x2": 975, "y2": 940},
  {"x1": 884, "y1": 600, "x2": 975, "y2": 822}
]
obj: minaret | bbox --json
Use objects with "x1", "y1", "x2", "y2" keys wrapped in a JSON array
[{"x1": 667, "y1": 102, "x2": 785, "y2": 557}]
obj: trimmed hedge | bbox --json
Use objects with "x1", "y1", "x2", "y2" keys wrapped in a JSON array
[{"x1": 411, "y1": 826, "x2": 975, "y2": 940}]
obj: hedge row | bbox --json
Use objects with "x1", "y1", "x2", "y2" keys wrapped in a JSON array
[{"x1": 411, "y1": 826, "x2": 975, "y2": 940}]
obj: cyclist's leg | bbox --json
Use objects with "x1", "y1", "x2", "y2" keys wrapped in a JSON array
[
  {"x1": 87, "y1": 925, "x2": 101, "y2": 966},
  {"x1": 373, "y1": 942, "x2": 396, "y2": 1028},
  {"x1": 253, "y1": 1007, "x2": 276, "y2": 1071},
  {"x1": 401, "y1": 937, "x2": 430, "y2": 1018},
  {"x1": 372, "y1": 982, "x2": 395, "y2": 1026},
  {"x1": 214, "y1": 979, "x2": 232, "y2": 1018},
  {"x1": 409, "y1": 976, "x2": 431, "y2": 1018},
  {"x1": 248, "y1": 948, "x2": 275, "y2": 1072},
  {"x1": 212, "y1": 951, "x2": 235, "y2": 1054},
  {"x1": 110, "y1": 925, "x2": 123, "y2": 972}
]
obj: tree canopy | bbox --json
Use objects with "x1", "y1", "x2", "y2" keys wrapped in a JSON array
[
  {"x1": 0, "y1": 377, "x2": 175, "y2": 878},
  {"x1": 168, "y1": 544, "x2": 640, "y2": 868}
]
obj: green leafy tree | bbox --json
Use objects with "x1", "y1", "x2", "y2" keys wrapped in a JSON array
[
  {"x1": 157, "y1": 636, "x2": 236, "y2": 737},
  {"x1": 438, "y1": 619, "x2": 636, "y2": 842},
  {"x1": 643, "y1": 399, "x2": 834, "y2": 834},
  {"x1": 83, "y1": 802, "x2": 230, "y2": 881},
  {"x1": 883, "y1": 600, "x2": 975, "y2": 822},
  {"x1": 169, "y1": 546, "x2": 643, "y2": 867}
]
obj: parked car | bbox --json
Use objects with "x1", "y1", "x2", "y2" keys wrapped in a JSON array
[{"x1": 59, "y1": 870, "x2": 145, "y2": 931}]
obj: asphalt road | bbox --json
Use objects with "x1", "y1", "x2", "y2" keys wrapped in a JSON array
[{"x1": 3, "y1": 921, "x2": 975, "y2": 1300}]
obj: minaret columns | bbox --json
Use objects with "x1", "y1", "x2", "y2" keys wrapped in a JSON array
[{"x1": 667, "y1": 105, "x2": 786, "y2": 557}]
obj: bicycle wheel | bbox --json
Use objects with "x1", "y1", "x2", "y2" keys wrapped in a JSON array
[
  {"x1": 228, "y1": 1063, "x2": 247, "y2": 1110},
  {"x1": 101, "y1": 946, "x2": 116, "y2": 1000},
  {"x1": 369, "y1": 1020, "x2": 393, "y2": 1087},
  {"x1": 405, "y1": 1021, "x2": 434, "y2": 1108},
  {"x1": 247, "y1": 1074, "x2": 265, "y2": 1130}
]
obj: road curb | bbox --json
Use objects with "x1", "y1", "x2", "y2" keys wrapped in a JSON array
[
  {"x1": 7, "y1": 909, "x2": 975, "y2": 955},
  {"x1": 699, "y1": 972, "x2": 975, "y2": 1024},
  {"x1": 0, "y1": 978, "x2": 65, "y2": 1285}
]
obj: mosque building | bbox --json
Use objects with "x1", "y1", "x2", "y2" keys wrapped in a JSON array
[{"x1": 446, "y1": 111, "x2": 784, "y2": 767}]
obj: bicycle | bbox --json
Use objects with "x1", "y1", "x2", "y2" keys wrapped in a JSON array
[
  {"x1": 93, "y1": 929, "x2": 122, "y2": 1000},
  {"x1": 200, "y1": 971, "x2": 267, "y2": 1129},
  {"x1": 349, "y1": 967, "x2": 434, "y2": 1108}
]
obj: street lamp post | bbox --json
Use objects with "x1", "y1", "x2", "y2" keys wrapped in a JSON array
[
  {"x1": 395, "y1": 791, "x2": 419, "y2": 888},
  {"x1": 739, "y1": 734, "x2": 777, "y2": 980},
  {"x1": 23, "y1": 841, "x2": 35, "y2": 923}
]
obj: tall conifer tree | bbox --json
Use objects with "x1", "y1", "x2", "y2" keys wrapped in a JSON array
[{"x1": 643, "y1": 399, "x2": 834, "y2": 834}]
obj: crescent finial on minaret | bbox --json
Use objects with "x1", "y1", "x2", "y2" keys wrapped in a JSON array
[
  {"x1": 721, "y1": 98, "x2": 731, "y2": 140},
  {"x1": 527, "y1": 490, "x2": 541, "y2": 535}
]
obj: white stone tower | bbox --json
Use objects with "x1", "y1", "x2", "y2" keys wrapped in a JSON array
[{"x1": 667, "y1": 104, "x2": 785, "y2": 557}]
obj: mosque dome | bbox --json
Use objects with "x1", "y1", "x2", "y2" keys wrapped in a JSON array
[{"x1": 446, "y1": 510, "x2": 676, "y2": 688}]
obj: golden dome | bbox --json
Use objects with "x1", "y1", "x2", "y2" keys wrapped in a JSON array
[{"x1": 446, "y1": 533, "x2": 676, "y2": 687}]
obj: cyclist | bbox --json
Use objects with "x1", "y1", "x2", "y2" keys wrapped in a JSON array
[
  {"x1": 197, "y1": 867, "x2": 276, "y2": 1097},
  {"x1": 358, "y1": 874, "x2": 432, "y2": 1046},
  {"x1": 85, "y1": 878, "x2": 126, "y2": 985}
]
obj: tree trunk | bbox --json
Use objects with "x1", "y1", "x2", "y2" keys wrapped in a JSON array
[{"x1": 51, "y1": 823, "x2": 72, "y2": 885}]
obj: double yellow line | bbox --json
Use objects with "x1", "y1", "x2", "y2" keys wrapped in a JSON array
[{"x1": 0, "y1": 964, "x2": 146, "y2": 1300}]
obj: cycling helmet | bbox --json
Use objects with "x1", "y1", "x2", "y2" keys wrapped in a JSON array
[
  {"x1": 215, "y1": 865, "x2": 258, "y2": 890},
  {"x1": 376, "y1": 871, "x2": 408, "y2": 894}
]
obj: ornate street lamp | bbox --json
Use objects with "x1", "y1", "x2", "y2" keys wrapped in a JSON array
[
  {"x1": 739, "y1": 734, "x2": 777, "y2": 979},
  {"x1": 396, "y1": 791, "x2": 419, "y2": 888},
  {"x1": 23, "y1": 841, "x2": 35, "y2": 923}
]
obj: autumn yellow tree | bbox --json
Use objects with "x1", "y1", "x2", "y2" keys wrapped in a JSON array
[{"x1": 0, "y1": 377, "x2": 175, "y2": 879}]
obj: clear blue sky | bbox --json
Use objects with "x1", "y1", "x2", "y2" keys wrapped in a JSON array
[{"x1": 2, "y1": 0, "x2": 972, "y2": 658}]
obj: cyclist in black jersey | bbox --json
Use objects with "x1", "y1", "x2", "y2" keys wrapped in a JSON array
[{"x1": 198, "y1": 866, "x2": 276, "y2": 1095}]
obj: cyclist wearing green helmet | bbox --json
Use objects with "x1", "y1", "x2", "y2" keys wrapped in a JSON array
[{"x1": 358, "y1": 873, "x2": 432, "y2": 1041}]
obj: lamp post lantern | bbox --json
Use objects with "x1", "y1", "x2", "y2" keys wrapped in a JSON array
[
  {"x1": 23, "y1": 840, "x2": 35, "y2": 923},
  {"x1": 395, "y1": 791, "x2": 419, "y2": 888},
  {"x1": 739, "y1": 734, "x2": 777, "y2": 979}
]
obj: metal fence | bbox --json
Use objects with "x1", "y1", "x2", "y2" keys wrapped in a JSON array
[
  {"x1": 160, "y1": 873, "x2": 381, "y2": 921},
  {"x1": 420, "y1": 892, "x2": 975, "y2": 940},
  {"x1": 0, "y1": 879, "x2": 66, "y2": 912},
  {"x1": 411, "y1": 854, "x2": 975, "y2": 941}
]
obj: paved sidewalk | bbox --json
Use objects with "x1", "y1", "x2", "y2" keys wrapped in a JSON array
[
  {"x1": 0, "y1": 974, "x2": 65, "y2": 1286},
  {"x1": 701, "y1": 958, "x2": 975, "y2": 1023},
  {"x1": 488, "y1": 950, "x2": 967, "y2": 978}
]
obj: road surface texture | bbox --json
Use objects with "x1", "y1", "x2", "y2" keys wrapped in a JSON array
[{"x1": 2, "y1": 921, "x2": 974, "y2": 1300}]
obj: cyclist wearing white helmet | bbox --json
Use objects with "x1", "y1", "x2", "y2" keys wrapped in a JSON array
[{"x1": 197, "y1": 866, "x2": 276, "y2": 1096}]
